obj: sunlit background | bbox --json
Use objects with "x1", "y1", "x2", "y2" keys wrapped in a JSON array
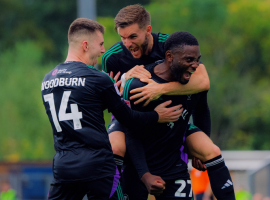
[{"x1": 0, "y1": 0, "x2": 270, "y2": 199}]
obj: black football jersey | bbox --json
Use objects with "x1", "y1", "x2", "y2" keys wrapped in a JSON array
[
  {"x1": 124, "y1": 61, "x2": 209, "y2": 180},
  {"x1": 102, "y1": 32, "x2": 169, "y2": 76},
  {"x1": 41, "y1": 61, "x2": 158, "y2": 182}
]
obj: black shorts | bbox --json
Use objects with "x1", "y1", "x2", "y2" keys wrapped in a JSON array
[
  {"x1": 107, "y1": 118, "x2": 201, "y2": 138},
  {"x1": 185, "y1": 123, "x2": 201, "y2": 137},
  {"x1": 107, "y1": 118, "x2": 128, "y2": 134},
  {"x1": 48, "y1": 176, "x2": 115, "y2": 200},
  {"x1": 115, "y1": 164, "x2": 193, "y2": 200}
]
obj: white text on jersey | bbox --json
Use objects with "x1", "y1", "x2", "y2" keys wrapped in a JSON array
[{"x1": 41, "y1": 78, "x2": 86, "y2": 91}]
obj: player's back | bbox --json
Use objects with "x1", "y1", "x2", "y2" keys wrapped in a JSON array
[
  {"x1": 124, "y1": 61, "x2": 203, "y2": 180},
  {"x1": 41, "y1": 61, "x2": 115, "y2": 182}
]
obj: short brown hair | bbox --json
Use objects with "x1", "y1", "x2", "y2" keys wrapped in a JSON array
[
  {"x1": 68, "y1": 18, "x2": 105, "y2": 43},
  {"x1": 114, "y1": 4, "x2": 151, "y2": 31}
]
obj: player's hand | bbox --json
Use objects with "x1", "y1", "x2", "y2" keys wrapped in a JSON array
[
  {"x1": 109, "y1": 71, "x2": 122, "y2": 94},
  {"x1": 192, "y1": 157, "x2": 207, "y2": 171},
  {"x1": 154, "y1": 100, "x2": 183, "y2": 123},
  {"x1": 141, "y1": 172, "x2": 165, "y2": 196},
  {"x1": 125, "y1": 65, "x2": 151, "y2": 80},
  {"x1": 130, "y1": 78, "x2": 163, "y2": 106}
]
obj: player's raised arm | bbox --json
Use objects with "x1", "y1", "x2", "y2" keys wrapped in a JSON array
[{"x1": 130, "y1": 63, "x2": 210, "y2": 106}]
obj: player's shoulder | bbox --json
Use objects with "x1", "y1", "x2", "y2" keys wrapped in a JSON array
[
  {"x1": 97, "y1": 70, "x2": 115, "y2": 84},
  {"x1": 65, "y1": 62, "x2": 115, "y2": 86},
  {"x1": 157, "y1": 32, "x2": 170, "y2": 43},
  {"x1": 123, "y1": 78, "x2": 146, "y2": 100},
  {"x1": 144, "y1": 60, "x2": 163, "y2": 72},
  {"x1": 102, "y1": 41, "x2": 125, "y2": 72},
  {"x1": 152, "y1": 32, "x2": 169, "y2": 55}
]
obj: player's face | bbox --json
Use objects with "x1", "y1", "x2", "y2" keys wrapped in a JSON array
[
  {"x1": 170, "y1": 45, "x2": 201, "y2": 84},
  {"x1": 88, "y1": 31, "x2": 105, "y2": 66},
  {"x1": 118, "y1": 23, "x2": 151, "y2": 58}
]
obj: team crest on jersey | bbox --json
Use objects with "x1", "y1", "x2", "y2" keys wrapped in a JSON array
[
  {"x1": 124, "y1": 100, "x2": 131, "y2": 108},
  {"x1": 187, "y1": 95, "x2": 192, "y2": 100}
]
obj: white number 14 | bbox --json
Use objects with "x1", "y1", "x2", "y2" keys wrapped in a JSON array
[{"x1": 43, "y1": 91, "x2": 82, "y2": 132}]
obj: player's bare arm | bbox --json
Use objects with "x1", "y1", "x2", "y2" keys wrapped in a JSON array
[{"x1": 130, "y1": 63, "x2": 210, "y2": 106}]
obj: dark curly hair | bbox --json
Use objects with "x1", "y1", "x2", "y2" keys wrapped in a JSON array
[{"x1": 164, "y1": 31, "x2": 199, "y2": 53}]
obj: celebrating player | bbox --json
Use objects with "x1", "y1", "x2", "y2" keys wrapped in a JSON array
[
  {"x1": 104, "y1": 5, "x2": 235, "y2": 200},
  {"x1": 115, "y1": 31, "x2": 235, "y2": 200},
  {"x1": 41, "y1": 18, "x2": 183, "y2": 200},
  {"x1": 103, "y1": 3, "x2": 209, "y2": 178}
]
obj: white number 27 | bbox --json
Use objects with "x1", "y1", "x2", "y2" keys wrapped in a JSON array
[
  {"x1": 175, "y1": 180, "x2": 192, "y2": 197},
  {"x1": 43, "y1": 91, "x2": 82, "y2": 132}
]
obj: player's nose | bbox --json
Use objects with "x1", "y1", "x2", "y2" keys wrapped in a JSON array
[
  {"x1": 101, "y1": 45, "x2": 105, "y2": 53},
  {"x1": 192, "y1": 61, "x2": 199, "y2": 69},
  {"x1": 124, "y1": 39, "x2": 132, "y2": 48}
]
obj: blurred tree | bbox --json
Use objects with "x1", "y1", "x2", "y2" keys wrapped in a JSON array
[
  {"x1": 1, "y1": 0, "x2": 270, "y2": 161},
  {"x1": 146, "y1": 0, "x2": 270, "y2": 149},
  {"x1": 97, "y1": 0, "x2": 150, "y2": 17},
  {"x1": 0, "y1": 0, "x2": 76, "y2": 62},
  {"x1": 0, "y1": 41, "x2": 55, "y2": 160}
]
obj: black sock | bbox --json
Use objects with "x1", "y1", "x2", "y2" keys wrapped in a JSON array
[
  {"x1": 114, "y1": 154, "x2": 124, "y2": 176},
  {"x1": 205, "y1": 155, "x2": 236, "y2": 200}
]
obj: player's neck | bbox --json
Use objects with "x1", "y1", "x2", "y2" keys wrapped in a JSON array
[
  {"x1": 154, "y1": 62, "x2": 175, "y2": 82},
  {"x1": 146, "y1": 34, "x2": 154, "y2": 55},
  {"x1": 65, "y1": 50, "x2": 89, "y2": 65}
]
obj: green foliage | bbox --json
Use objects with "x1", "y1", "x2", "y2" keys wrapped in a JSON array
[
  {"x1": 0, "y1": 41, "x2": 57, "y2": 160},
  {"x1": 1, "y1": 0, "x2": 270, "y2": 161},
  {"x1": 0, "y1": 0, "x2": 76, "y2": 62},
  {"x1": 146, "y1": 0, "x2": 270, "y2": 149},
  {"x1": 96, "y1": 17, "x2": 120, "y2": 65},
  {"x1": 97, "y1": 0, "x2": 150, "y2": 17}
]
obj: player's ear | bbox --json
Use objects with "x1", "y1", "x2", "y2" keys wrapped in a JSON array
[
  {"x1": 82, "y1": 41, "x2": 88, "y2": 52},
  {"x1": 166, "y1": 50, "x2": 173, "y2": 62},
  {"x1": 146, "y1": 25, "x2": 151, "y2": 36}
]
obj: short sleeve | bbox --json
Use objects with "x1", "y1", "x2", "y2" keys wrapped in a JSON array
[{"x1": 122, "y1": 78, "x2": 148, "y2": 111}]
